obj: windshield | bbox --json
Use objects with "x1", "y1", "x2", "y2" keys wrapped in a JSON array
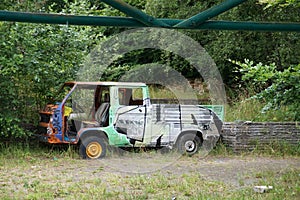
[
  {"x1": 65, "y1": 84, "x2": 99, "y2": 121},
  {"x1": 51, "y1": 83, "x2": 109, "y2": 121}
]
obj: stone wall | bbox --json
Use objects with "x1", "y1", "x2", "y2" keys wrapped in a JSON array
[{"x1": 221, "y1": 122, "x2": 300, "y2": 152}]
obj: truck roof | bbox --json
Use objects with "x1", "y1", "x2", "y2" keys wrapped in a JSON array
[{"x1": 65, "y1": 81, "x2": 147, "y2": 87}]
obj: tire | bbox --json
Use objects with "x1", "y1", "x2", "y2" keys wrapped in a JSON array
[
  {"x1": 79, "y1": 136, "x2": 107, "y2": 159},
  {"x1": 177, "y1": 133, "x2": 202, "y2": 156}
]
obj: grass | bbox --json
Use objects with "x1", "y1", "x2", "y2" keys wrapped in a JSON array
[
  {"x1": 250, "y1": 141, "x2": 300, "y2": 157},
  {"x1": 0, "y1": 140, "x2": 298, "y2": 165},
  {"x1": 225, "y1": 95, "x2": 296, "y2": 122},
  {"x1": 210, "y1": 140, "x2": 300, "y2": 158},
  {"x1": 0, "y1": 163, "x2": 299, "y2": 199},
  {"x1": 0, "y1": 142, "x2": 299, "y2": 199}
]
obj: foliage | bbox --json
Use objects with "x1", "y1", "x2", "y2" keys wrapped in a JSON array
[
  {"x1": 0, "y1": 1, "x2": 105, "y2": 138},
  {"x1": 259, "y1": 0, "x2": 300, "y2": 7},
  {"x1": 0, "y1": 114, "x2": 30, "y2": 139},
  {"x1": 225, "y1": 98, "x2": 295, "y2": 122},
  {"x1": 146, "y1": 0, "x2": 300, "y2": 85},
  {"x1": 1, "y1": 0, "x2": 300, "y2": 139},
  {"x1": 232, "y1": 60, "x2": 299, "y2": 121}
]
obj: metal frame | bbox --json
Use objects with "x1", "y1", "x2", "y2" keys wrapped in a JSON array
[{"x1": 0, "y1": 0, "x2": 299, "y2": 32}]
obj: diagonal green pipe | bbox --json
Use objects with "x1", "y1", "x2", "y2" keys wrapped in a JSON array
[
  {"x1": 174, "y1": 0, "x2": 247, "y2": 28},
  {"x1": 101, "y1": 0, "x2": 169, "y2": 27},
  {"x1": 0, "y1": 11, "x2": 300, "y2": 32}
]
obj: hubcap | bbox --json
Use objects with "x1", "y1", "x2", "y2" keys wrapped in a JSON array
[
  {"x1": 184, "y1": 140, "x2": 195, "y2": 152},
  {"x1": 86, "y1": 142, "x2": 102, "y2": 159}
]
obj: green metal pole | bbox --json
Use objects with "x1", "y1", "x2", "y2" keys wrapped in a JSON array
[
  {"x1": 166, "y1": 19, "x2": 300, "y2": 32},
  {"x1": 101, "y1": 0, "x2": 170, "y2": 27},
  {"x1": 174, "y1": 0, "x2": 247, "y2": 28},
  {"x1": 0, "y1": 11, "x2": 145, "y2": 27},
  {"x1": 198, "y1": 21, "x2": 300, "y2": 32},
  {"x1": 1, "y1": 11, "x2": 300, "y2": 32}
]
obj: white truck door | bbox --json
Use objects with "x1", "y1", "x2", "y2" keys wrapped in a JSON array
[
  {"x1": 113, "y1": 87, "x2": 147, "y2": 142},
  {"x1": 115, "y1": 105, "x2": 146, "y2": 141}
]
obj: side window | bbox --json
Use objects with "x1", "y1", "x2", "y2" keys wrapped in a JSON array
[
  {"x1": 118, "y1": 88, "x2": 143, "y2": 106},
  {"x1": 101, "y1": 88, "x2": 110, "y2": 103},
  {"x1": 95, "y1": 87, "x2": 110, "y2": 112}
]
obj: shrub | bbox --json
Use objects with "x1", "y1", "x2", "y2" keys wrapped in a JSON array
[{"x1": 232, "y1": 59, "x2": 299, "y2": 121}]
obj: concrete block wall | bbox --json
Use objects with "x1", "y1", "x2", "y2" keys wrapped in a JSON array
[{"x1": 221, "y1": 122, "x2": 300, "y2": 152}]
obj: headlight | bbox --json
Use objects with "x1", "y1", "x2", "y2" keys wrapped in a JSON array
[{"x1": 50, "y1": 116, "x2": 53, "y2": 123}]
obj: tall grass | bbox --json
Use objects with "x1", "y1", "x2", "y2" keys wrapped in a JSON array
[
  {"x1": 225, "y1": 96, "x2": 295, "y2": 122},
  {"x1": 0, "y1": 141, "x2": 79, "y2": 165},
  {"x1": 250, "y1": 140, "x2": 300, "y2": 157},
  {"x1": 210, "y1": 140, "x2": 300, "y2": 157}
]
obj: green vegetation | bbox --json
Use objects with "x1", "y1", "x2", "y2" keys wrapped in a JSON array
[
  {"x1": 0, "y1": 0, "x2": 299, "y2": 139},
  {"x1": 0, "y1": 143, "x2": 299, "y2": 199},
  {"x1": 259, "y1": 0, "x2": 300, "y2": 7},
  {"x1": 211, "y1": 140, "x2": 300, "y2": 157},
  {"x1": 251, "y1": 140, "x2": 300, "y2": 157},
  {"x1": 1, "y1": 1, "x2": 299, "y2": 198},
  {"x1": 231, "y1": 60, "x2": 299, "y2": 121},
  {"x1": 0, "y1": 168, "x2": 298, "y2": 199},
  {"x1": 1, "y1": 166, "x2": 298, "y2": 199},
  {"x1": 225, "y1": 96, "x2": 297, "y2": 122}
]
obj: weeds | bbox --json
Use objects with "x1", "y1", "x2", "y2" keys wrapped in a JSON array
[
  {"x1": 0, "y1": 142, "x2": 299, "y2": 199},
  {"x1": 250, "y1": 140, "x2": 300, "y2": 157},
  {"x1": 0, "y1": 139, "x2": 299, "y2": 199},
  {"x1": 0, "y1": 141, "x2": 80, "y2": 165},
  {"x1": 210, "y1": 142, "x2": 234, "y2": 156},
  {"x1": 2, "y1": 169, "x2": 298, "y2": 199},
  {"x1": 225, "y1": 98, "x2": 295, "y2": 122}
]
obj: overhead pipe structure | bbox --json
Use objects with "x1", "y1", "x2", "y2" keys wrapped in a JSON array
[
  {"x1": 174, "y1": 0, "x2": 247, "y2": 28},
  {"x1": 101, "y1": 0, "x2": 170, "y2": 27},
  {"x1": 0, "y1": 0, "x2": 299, "y2": 32}
]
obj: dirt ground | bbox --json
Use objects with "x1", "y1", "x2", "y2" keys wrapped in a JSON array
[
  {"x1": 82, "y1": 154, "x2": 300, "y2": 186},
  {"x1": 1, "y1": 153, "x2": 299, "y2": 192}
]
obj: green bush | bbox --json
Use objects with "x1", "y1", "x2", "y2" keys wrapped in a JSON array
[
  {"x1": 0, "y1": 114, "x2": 30, "y2": 139},
  {"x1": 232, "y1": 60, "x2": 299, "y2": 121}
]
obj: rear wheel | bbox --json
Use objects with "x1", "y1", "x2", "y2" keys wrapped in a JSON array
[
  {"x1": 79, "y1": 136, "x2": 107, "y2": 159},
  {"x1": 177, "y1": 133, "x2": 202, "y2": 156}
]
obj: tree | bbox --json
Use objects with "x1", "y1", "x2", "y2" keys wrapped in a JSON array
[
  {"x1": 0, "y1": 0, "x2": 106, "y2": 138},
  {"x1": 145, "y1": 0, "x2": 300, "y2": 85}
]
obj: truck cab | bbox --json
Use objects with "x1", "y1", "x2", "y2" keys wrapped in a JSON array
[{"x1": 38, "y1": 81, "x2": 223, "y2": 159}]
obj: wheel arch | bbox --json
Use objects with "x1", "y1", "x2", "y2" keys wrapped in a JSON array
[
  {"x1": 175, "y1": 130, "x2": 203, "y2": 146},
  {"x1": 78, "y1": 129, "x2": 108, "y2": 144}
]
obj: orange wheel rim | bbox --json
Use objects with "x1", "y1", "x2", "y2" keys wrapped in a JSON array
[{"x1": 86, "y1": 142, "x2": 102, "y2": 159}]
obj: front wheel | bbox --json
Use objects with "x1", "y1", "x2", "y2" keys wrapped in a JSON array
[
  {"x1": 177, "y1": 133, "x2": 202, "y2": 156},
  {"x1": 79, "y1": 136, "x2": 107, "y2": 159}
]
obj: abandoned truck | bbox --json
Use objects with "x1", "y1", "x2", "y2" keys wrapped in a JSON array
[{"x1": 38, "y1": 81, "x2": 223, "y2": 159}]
